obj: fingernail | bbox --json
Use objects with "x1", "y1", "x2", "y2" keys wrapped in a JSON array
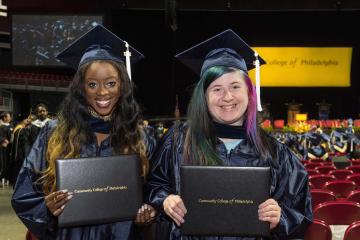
[
  {"x1": 62, "y1": 189, "x2": 68, "y2": 193},
  {"x1": 67, "y1": 195, "x2": 73, "y2": 200},
  {"x1": 150, "y1": 212, "x2": 156, "y2": 217},
  {"x1": 61, "y1": 205, "x2": 65, "y2": 209}
]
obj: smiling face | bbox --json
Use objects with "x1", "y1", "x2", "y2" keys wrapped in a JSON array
[
  {"x1": 84, "y1": 61, "x2": 121, "y2": 116},
  {"x1": 206, "y1": 70, "x2": 249, "y2": 126}
]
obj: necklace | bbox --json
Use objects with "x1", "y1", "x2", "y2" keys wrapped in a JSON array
[{"x1": 88, "y1": 107, "x2": 112, "y2": 122}]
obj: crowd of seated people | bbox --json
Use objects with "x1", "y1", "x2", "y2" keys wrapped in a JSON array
[{"x1": 264, "y1": 119, "x2": 360, "y2": 240}]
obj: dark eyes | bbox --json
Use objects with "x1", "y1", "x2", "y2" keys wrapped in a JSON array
[
  {"x1": 107, "y1": 81, "x2": 117, "y2": 87},
  {"x1": 87, "y1": 80, "x2": 118, "y2": 89},
  {"x1": 88, "y1": 82, "x2": 97, "y2": 88},
  {"x1": 211, "y1": 85, "x2": 241, "y2": 92}
]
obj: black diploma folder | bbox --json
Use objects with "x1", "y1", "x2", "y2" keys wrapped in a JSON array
[
  {"x1": 55, "y1": 155, "x2": 142, "y2": 227},
  {"x1": 180, "y1": 166, "x2": 271, "y2": 237}
]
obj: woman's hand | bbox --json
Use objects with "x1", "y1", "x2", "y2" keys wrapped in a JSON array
[
  {"x1": 134, "y1": 204, "x2": 156, "y2": 225},
  {"x1": 163, "y1": 194, "x2": 187, "y2": 226},
  {"x1": 258, "y1": 198, "x2": 281, "y2": 230},
  {"x1": 45, "y1": 190, "x2": 73, "y2": 216}
]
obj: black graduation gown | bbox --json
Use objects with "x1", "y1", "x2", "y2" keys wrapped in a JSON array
[
  {"x1": 0, "y1": 123, "x2": 12, "y2": 180},
  {"x1": 146, "y1": 122, "x2": 313, "y2": 240},
  {"x1": 10, "y1": 126, "x2": 31, "y2": 184},
  {"x1": 12, "y1": 120, "x2": 156, "y2": 240},
  {"x1": 26, "y1": 119, "x2": 52, "y2": 151}
]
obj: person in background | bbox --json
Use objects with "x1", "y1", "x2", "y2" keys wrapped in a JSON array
[
  {"x1": 27, "y1": 103, "x2": 51, "y2": 147},
  {"x1": 155, "y1": 122, "x2": 166, "y2": 141},
  {"x1": 142, "y1": 120, "x2": 155, "y2": 138},
  {"x1": 10, "y1": 114, "x2": 35, "y2": 186},
  {"x1": 0, "y1": 111, "x2": 13, "y2": 186},
  {"x1": 146, "y1": 29, "x2": 312, "y2": 240},
  {"x1": 12, "y1": 25, "x2": 156, "y2": 240}
]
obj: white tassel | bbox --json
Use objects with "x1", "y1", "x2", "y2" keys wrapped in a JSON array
[
  {"x1": 254, "y1": 51, "x2": 262, "y2": 112},
  {"x1": 123, "y1": 41, "x2": 132, "y2": 81}
]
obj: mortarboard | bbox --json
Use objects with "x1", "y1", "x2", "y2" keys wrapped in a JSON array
[
  {"x1": 56, "y1": 24, "x2": 144, "y2": 80},
  {"x1": 175, "y1": 29, "x2": 265, "y2": 76},
  {"x1": 175, "y1": 29, "x2": 266, "y2": 111}
]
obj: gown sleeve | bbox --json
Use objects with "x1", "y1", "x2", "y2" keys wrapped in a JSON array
[
  {"x1": 142, "y1": 129, "x2": 157, "y2": 161},
  {"x1": 270, "y1": 142, "x2": 313, "y2": 239},
  {"x1": 11, "y1": 121, "x2": 58, "y2": 239},
  {"x1": 145, "y1": 126, "x2": 178, "y2": 212}
]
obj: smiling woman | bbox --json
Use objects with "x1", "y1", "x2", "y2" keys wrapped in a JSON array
[
  {"x1": 145, "y1": 29, "x2": 313, "y2": 240},
  {"x1": 85, "y1": 61, "x2": 122, "y2": 118},
  {"x1": 11, "y1": 25, "x2": 157, "y2": 240},
  {"x1": 206, "y1": 69, "x2": 249, "y2": 126}
]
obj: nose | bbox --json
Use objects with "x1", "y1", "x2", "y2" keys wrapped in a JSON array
[
  {"x1": 97, "y1": 84, "x2": 108, "y2": 96},
  {"x1": 222, "y1": 89, "x2": 233, "y2": 101}
]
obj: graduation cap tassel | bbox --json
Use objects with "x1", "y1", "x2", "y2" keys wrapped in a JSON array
[
  {"x1": 124, "y1": 41, "x2": 132, "y2": 81},
  {"x1": 254, "y1": 51, "x2": 263, "y2": 112}
]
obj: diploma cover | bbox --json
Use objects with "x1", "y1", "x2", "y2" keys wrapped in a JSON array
[
  {"x1": 180, "y1": 166, "x2": 270, "y2": 237},
  {"x1": 56, "y1": 155, "x2": 142, "y2": 227}
]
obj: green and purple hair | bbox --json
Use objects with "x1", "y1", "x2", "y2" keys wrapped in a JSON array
[{"x1": 184, "y1": 66, "x2": 275, "y2": 165}]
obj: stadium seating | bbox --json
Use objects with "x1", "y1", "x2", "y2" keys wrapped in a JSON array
[
  {"x1": 314, "y1": 201, "x2": 360, "y2": 225},
  {"x1": 329, "y1": 169, "x2": 354, "y2": 180},
  {"x1": 316, "y1": 165, "x2": 337, "y2": 174},
  {"x1": 343, "y1": 221, "x2": 360, "y2": 240},
  {"x1": 346, "y1": 174, "x2": 360, "y2": 186},
  {"x1": 304, "y1": 219, "x2": 332, "y2": 240},
  {"x1": 347, "y1": 190, "x2": 360, "y2": 204},
  {"x1": 309, "y1": 174, "x2": 336, "y2": 189},
  {"x1": 311, "y1": 189, "x2": 336, "y2": 210},
  {"x1": 322, "y1": 180, "x2": 358, "y2": 198}
]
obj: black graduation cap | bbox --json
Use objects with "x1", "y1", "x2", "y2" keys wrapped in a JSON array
[
  {"x1": 56, "y1": 24, "x2": 144, "y2": 70},
  {"x1": 175, "y1": 29, "x2": 266, "y2": 77}
]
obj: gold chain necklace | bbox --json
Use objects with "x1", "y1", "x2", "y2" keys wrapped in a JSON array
[{"x1": 88, "y1": 107, "x2": 112, "y2": 122}]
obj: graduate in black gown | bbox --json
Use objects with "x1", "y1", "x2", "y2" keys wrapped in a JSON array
[
  {"x1": 306, "y1": 127, "x2": 330, "y2": 160},
  {"x1": 0, "y1": 111, "x2": 13, "y2": 185},
  {"x1": 146, "y1": 30, "x2": 312, "y2": 240},
  {"x1": 10, "y1": 115, "x2": 34, "y2": 185},
  {"x1": 12, "y1": 25, "x2": 156, "y2": 240}
]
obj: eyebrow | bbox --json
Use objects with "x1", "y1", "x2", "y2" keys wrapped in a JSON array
[
  {"x1": 85, "y1": 76, "x2": 119, "y2": 81},
  {"x1": 209, "y1": 81, "x2": 242, "y2": 88},
  {"x1": 230, "y1": 81, "x2": 242, "y2": 85}
]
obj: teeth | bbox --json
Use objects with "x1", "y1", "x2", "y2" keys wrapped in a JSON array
[
  {"x1": 96, "y1": 100, "x2": 110, "y2": 106},
  {"x1": 98, "y1": 101, "x2": 109, "y2": 104},
  {"x1": 221, "y1": 105, "x2": 235, "y2": 110}
]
